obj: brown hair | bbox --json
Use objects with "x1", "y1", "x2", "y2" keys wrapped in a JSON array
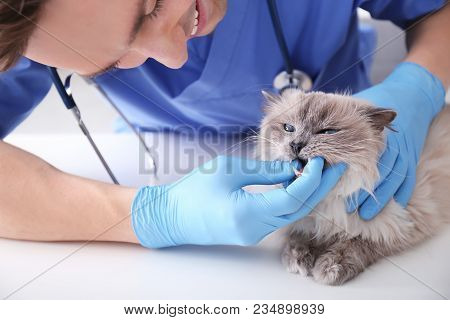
[{"x1": 0, "y1": 0, "x2": 45, "y2": 71}]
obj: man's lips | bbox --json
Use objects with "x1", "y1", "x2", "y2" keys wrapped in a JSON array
[
  {"x1": 194, "y1": 0, "x2": 208, "y2": 36},
  {"x1": 182, "y1": 2, "x2": 198, "y2": 37}
]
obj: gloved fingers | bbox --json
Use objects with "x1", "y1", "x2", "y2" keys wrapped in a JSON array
[
  {"x1": 282, "y1": 162, "x2": 347, "y2": 222},
  {"x1": 249, "y1": 188, "x2": 304, "y2": 217},
  {"x1": 285, "y1": 157, "x2": 325, "y2": 203},
  {"x1": 356, "y1": 151, "x2": 408, "y2": 220},
  {"x1": 346, "y1": 134, "x2": 399, "y2": 213},
  {"x1": 393, "y1": 165, "x2": 416, "y2": 207},
  {"x1": 247, "y1": 159, "x2": 325, "y2": 217},
  {"x1": 244, "y1": 159, "x2": 343, "y2": 221},
  {"x1": 230, "y1": 157, "x2": 298, "y2": 188},
  {"x1": 242, "y1": 159, "x2": 323, "y2": 217},
  {"x1": 281, "y1": 178, "x2": 293, "y2": 189}
]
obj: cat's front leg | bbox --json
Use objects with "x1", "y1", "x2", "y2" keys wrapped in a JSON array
[
  {"x1": 311, "y1": 235, "x2": 382, "y2": 285},
  {"x1": 281, "y1": 231, "x2": 325, "y2": 277}
]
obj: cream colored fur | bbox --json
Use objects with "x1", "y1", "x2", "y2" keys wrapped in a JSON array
[{"x1": 292, "y1": 105, "x2": 450, "y2": 249}]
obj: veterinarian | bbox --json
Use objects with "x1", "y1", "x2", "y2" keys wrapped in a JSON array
[{"x1": 0, "y1": 0, "x2": 449, "y2": 248}]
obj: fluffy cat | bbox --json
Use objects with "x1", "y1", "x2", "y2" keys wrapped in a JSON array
[{"x1": 256, "y1": 89, "x2": 450, "y2": 285}]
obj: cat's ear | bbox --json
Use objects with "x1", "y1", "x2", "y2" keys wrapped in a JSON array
[
  {"x1": 364, "y1": 107, "x2": 397, "y2": 132},
  {"x1": 262, "y1": 90, "x2": 280, "y2": 104}
]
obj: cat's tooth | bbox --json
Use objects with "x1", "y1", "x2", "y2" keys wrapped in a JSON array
[
  {"x1": 191, "y1": 24, "x2": 198, "y2": 36},
  {"x1": 194, "y1": 18, "x2": 199, "y2": 26},
  {"x1": 194, "y1": 9, "x2": 199, "y2": 18}
]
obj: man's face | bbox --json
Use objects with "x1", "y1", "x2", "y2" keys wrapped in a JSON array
[{"x1": 24, "y1": 0, "x2": 227, "y2": 77}]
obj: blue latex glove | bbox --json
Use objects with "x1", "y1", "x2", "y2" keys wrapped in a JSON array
[
  {"x1": 132, "y1": 156, "x2": 346, "y2": 248},
  {"x1": 347, "y1": 62, "x2": 446, "y2": 220}
]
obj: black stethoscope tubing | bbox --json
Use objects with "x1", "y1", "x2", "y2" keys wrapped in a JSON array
[
  {"x1": 267, "y1": 0, "x2": 294, "y2": 77},
  {"x1": 266, "y1": 0, "x2": 313, "y2": 93},
  {"x1": 48, "y1": 67, "x2": 121, "y2": 184}
]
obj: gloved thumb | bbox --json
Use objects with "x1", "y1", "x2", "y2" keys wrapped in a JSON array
[{"x1": 235, "y1": 158, "x2": 298, "y2": 187}]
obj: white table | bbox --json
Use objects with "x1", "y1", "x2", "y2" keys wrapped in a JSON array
[{"x1": 1, "y1": 133, "x2": 449, "y2": 299}]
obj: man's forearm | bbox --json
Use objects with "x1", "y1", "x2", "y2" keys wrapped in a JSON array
[
  {"x1": 405, "y1": 2, "x2": 450, "y2": 87},
  {"x1": 0, "y1": 140, "x2": 139, "y2": 243}
]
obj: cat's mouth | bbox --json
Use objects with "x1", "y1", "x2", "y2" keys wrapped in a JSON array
[
  {"x1": 292, "y1": 156, "x2": 331, "y2": 178},
  {"x1": 293, "y1": 157, "x2": 309, "y2": 177},
  {"x1": 297, "y1": 157, "x2": 308, "y2": 168}
]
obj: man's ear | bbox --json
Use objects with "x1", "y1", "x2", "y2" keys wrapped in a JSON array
[{"x1": 364, "y1": 107, "x2": 397, "y2": 132}]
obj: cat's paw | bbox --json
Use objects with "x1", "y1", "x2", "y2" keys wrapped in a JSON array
[
  {"x1": 281, "y1": 242, "x2": 315, "y2": 277},
  {"x1": 311, "y1": 252, "x2": 360, "y2": 286}
]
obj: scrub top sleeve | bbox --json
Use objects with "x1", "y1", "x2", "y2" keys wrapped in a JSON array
[
  {"x1": 356, "y1": 0, "x2": 446, "y2": 29},
  {"x1": 0, "y1": 57, "x2": 52, "y2": 139}
]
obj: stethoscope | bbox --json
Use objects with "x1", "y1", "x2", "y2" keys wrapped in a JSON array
[
  {"x1": 47, "y1": 68, "x2": 158, "y2": 185},
  {"x1": 48, "y1": 0, "x2": 312, "y2": 185}
]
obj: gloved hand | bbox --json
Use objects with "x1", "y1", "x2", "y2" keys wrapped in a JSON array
[
  {"x1": 132, "y1": 156, "x2": 346, "y2": 248},
  {"x1": 347, "y1": 62, "x2": 446, "y2": 220}
]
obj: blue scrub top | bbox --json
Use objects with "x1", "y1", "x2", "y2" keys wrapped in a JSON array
[{"x1": 0, "y1": 0, "x2": 445, "y2": 138}]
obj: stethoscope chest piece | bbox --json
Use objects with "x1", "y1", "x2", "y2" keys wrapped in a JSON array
[{"x1": 273, "y1": 69, "x2": 313, "y2": 93}]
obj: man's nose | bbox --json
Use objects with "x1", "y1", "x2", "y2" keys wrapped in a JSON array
[{"x1": 290, "y1": 141, "x2": 306, "y2": 155}]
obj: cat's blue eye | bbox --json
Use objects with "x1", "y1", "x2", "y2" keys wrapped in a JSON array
[
  {"x1": 283, "y1": 124, "x2": 295, "y2": 132},
  {"x1": 317, "y1": 128, "x2": 339, "y2": 134}
]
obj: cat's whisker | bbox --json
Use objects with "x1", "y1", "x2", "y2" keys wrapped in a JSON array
[
  {"x1": 224, "y1": 137, "x2": 258, "y2": 154},
  {"x1": 345, "y1": 136, "x2": 403, "y2": 155},
  {"x1": 247, "y1": 127, "x2": 260, "y2": 136},
  {"x1": 222, "y1": 133, "x2": 283, "y2": 157},
  {"x1": 256, "y1": 136, "x2": 282, "y2": 148},
  {"x1": 331, "y1": 152, "x2": 413, "y2": 179},
  {"x1": 243, "y1": 128, "x2": 282, "y2": 147},
  {"x1": 316, "y1": 134, "x2": 409, "y2": 177},
  {"x1": 335, "y1": 151, "x2": 413, "y2": 178}
]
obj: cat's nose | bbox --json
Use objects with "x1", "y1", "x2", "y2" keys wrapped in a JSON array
[{"x1": 290, "y1": 141, "x2": 306, "y2": 155}]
